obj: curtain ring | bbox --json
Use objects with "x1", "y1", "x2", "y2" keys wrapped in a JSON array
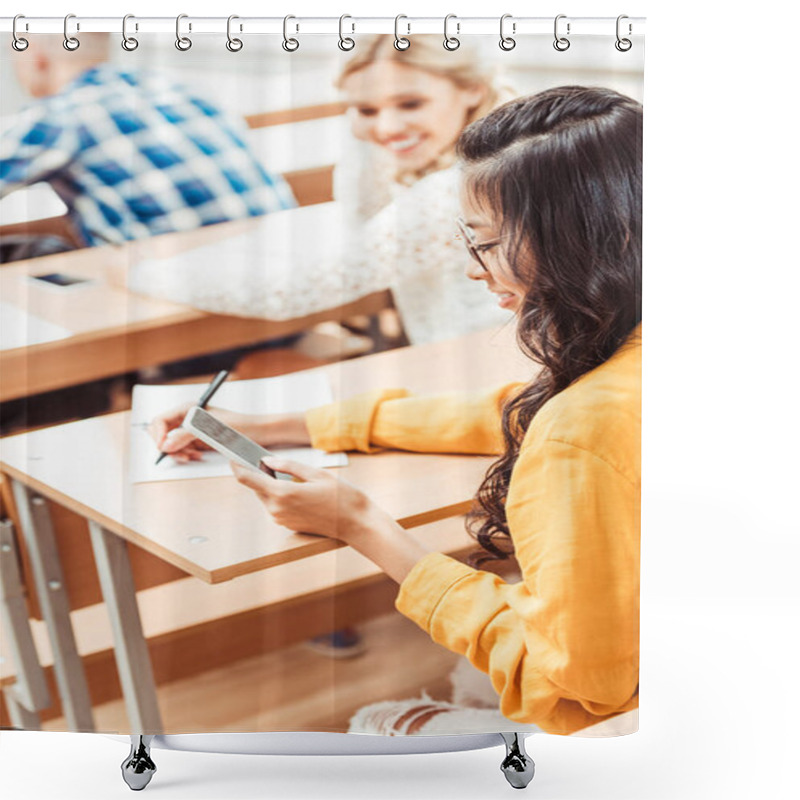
[
  {"x1": 175, "y1": 14, "x2": 192, "y2": 51},
  {"x1": 394, "y1": 15, "x2": 410, "y2": 51},
  {"x1": 615, "y1": 15, "x2": 632, "y2": 52},
  {"x1": 63, "y1": 13, "x2": 80, "y2": 51},
  {"x1": 226, "y1": 15, "x2": 243, "y2": 51},
  {"x1": 121, "y1": 14, "x2": 139, "y2": 51},
  {"x1": 282, "y1": 15, "x2": 299, "y2": 51},
  {"x1": 338, "y1": 14, "x2": 355, "y2": 51},
  {"x1": 499, "y1": 14, "x2": 516, "y2": 51},
  {"x1": 443, "y1": 14, "x2": 460, "y2": 51},
  {"x1": 553, "y1": 14, "x2": 570, "y2": 51},
  {"x1": 12, "y1": 15, "x2": 29, "y2": 52}
]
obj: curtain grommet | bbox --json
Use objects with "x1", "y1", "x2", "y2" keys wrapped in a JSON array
[
  {"x1": 63, "y1": 13, "x2": 80, "y2": 52},
  {"x1": 121, "y1": 14, "x2": 139, "y2": 52},
  {"x1": 499, "y1": 14, "x2": 516, "y2": 51},
  {"x1": 175, "y1": 14, "x2": 192, "y2": 51},
  {"x1": 12, "y1": 14, "x2": 29, "y2": 51},
  {"x1": 282, "y1": 15, "x2": 299, "y2": 52},
  {"x1": 553, "y1": 14, "x2": 571, "y2": 52},
  {"x1": 338, "y1": 14, "x2": 355, "y2": 51},
  {"x1": 394, "y1": 15, "x2": 410, "y2": 51},
  {"x1": 443, "y1": 14, "x2": 460, "y2": 51},
  {"x1": 615, "y1": 15, "x2": 632, "y2": 51},
  {"x1": 226, "y1": 15, "x2": 243, "y2": 52}
]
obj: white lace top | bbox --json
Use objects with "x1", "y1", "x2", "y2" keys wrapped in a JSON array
[{"x1": 126, "y1": 144, "x2": 512, "y2": 345}]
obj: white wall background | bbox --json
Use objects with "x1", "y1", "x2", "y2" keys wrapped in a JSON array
[
  {"x1": 1, "y1": 1, "x2": 798, "y2": 799},
  {"x1": 1, "y1": 28, "x2": 646, "y2": 117}
]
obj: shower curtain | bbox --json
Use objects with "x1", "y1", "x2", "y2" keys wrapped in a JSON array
[{"x1": 0, "y1": 18, "x2": 644, "y2": 742}]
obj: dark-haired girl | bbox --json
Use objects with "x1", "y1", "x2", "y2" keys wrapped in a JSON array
[{"x1": 151, "y1": 86, "x2": 642, "y2": 736}]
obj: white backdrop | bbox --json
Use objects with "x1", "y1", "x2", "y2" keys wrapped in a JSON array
[{"x1": 1, "y1": 1, "x2": 798, "y2": 799}]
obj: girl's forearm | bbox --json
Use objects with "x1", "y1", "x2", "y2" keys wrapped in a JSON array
[
  {"x1": 345, "y1": 505, "x2": 432, "y2": 585},
  {"x1": 250, "y1": 413, "x2": 312, "y2": 446},
  {"x1": 248, "y1": 413, "x2": 430, "y2": 583}
]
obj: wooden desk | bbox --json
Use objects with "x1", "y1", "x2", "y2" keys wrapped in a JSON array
[
  {"x1": 0, "y1": 213, "x2": 391, "y2": 402},
  {"x1": 0, "y1": 324, "x2": 533, "y2": 732}
]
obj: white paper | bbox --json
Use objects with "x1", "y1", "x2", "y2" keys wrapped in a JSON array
[
  {"x1": 0, "y1": 302, "x2": 73, "y2": 350},
  {"x1": 129, "y1": 371, "x2": 347, "y2": 483}
]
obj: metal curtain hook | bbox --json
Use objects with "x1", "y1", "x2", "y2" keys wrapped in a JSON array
[
  {"x1": 122, "y1": 14, "x2": 139, "y2": 51},
  {"x1": 226, "y1": 15, "x2": 243, "y2": 51},
  {"x1": 282, "y1": 15, "x2": 299, "y2": 51},
  {"x1": 553, "y1": 14, "x2": 570, "y2": 51},
  {"x1": 63, "y1": 13, "x2": 80, "y2": 51},
  {"x1": 615, "y1": 14, "x2": 632, "y2": 51},
  {"x1": 443, "y1": 14, "x2": 460, "y2": 51},
  {"x1": 499, "y1": 14, "x2": 516, "y2": 51},
  {"x1": 175, "y1": 14, "x2": 192, "y2": 51},
  {"x1": 394, "y1": 15, "x2": 410, "y2": 51},
  {"x1": 338, "y1": 14, "x2": 355, "y2": 51},
  {"x1": 12, "y1": 14, "x2": 29, "y2": 51}
]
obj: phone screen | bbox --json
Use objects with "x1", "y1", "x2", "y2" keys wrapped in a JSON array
[
  {"x1": 31, "y1": 272, "x2": 91, "y2": 287},
  {"x1": 183, "y1": 406, "x2": 293, "y2": 480}
]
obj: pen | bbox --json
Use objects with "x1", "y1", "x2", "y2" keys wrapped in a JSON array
[{"x1": 154, "y1": 370, "x2": 230, "y2": 465}]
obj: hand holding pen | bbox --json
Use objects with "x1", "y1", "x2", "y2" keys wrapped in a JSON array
[{"x1": 153, "y1": 370, "x2": 229, "y2": 465}]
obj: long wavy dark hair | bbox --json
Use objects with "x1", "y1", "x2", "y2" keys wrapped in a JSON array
[{"x1": 459, "y1": 86, "x2": 643, "y2": 565}]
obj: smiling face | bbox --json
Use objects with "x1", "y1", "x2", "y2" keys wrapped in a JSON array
[
  {"x1": 458, "y1": 183, "x2": 530, "y2": 314},
  {"x1": 341, "y1": 60, "x2": 486, "y2": 174}
]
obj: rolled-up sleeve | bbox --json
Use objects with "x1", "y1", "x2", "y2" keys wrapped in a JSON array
[{"x1": 305, "y1": 383, "x2": 523, "y2": 455}]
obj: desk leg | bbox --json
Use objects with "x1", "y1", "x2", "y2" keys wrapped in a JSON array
[
  {"x1": 4, "y1": 687, "x2": 42, "y2": 730},
  {"x1": 87, "y1": 521, "x2": 163, "y2": 734},
  {"x1": 0, "y1": 519, "x2": 50, "y2": 729},
  {"x1": 9, "y1": 481, "x2": 95, "y2": 732}
]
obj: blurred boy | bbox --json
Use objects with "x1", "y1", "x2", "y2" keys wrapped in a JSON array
[{"x1": 1, "y1": 34, "x2": 294, "y2": 248}]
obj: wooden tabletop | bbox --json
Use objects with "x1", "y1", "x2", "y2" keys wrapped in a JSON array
[
  {"x1": 0, "y1": 211, "x2": 390, "y2": 402},
  {"x1": 1, "y1": 324, "x2": 534, "y2": 583}
]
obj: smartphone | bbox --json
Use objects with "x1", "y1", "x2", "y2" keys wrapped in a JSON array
[
  {"x1": 181, "y1": 406, "x2": 294, "y2": 481},
  {"x1": 29, "y1": 272, "x2": 92, "y2": 288}
]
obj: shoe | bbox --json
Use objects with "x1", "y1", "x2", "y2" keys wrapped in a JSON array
[
  {"x1": 349, "y1": 693, "x2": 458, "y2": 735},
  {"x1": 304, "y1": 627, "x2": 366, "y2": 659}
]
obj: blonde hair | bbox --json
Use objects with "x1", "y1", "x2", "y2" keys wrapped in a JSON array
[
  {"x1": 337, "y1": 35, "x2": 501, "y2": 124},
  {"x1": 336, "y1": 35, "x2": 508, "y2": 181}
]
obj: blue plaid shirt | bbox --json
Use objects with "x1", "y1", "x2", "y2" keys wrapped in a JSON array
[{"x1": 0, "y1": 66, "x2": 296, "y2": 246}]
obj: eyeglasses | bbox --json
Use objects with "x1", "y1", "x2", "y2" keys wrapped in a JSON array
[{"x1": 455, "y1": 216, "x2": 504, "y2": 273}]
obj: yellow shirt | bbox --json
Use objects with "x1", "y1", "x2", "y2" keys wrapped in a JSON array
[{"x1": 305, "y1": 327, "x2": 641, "y2": 735}]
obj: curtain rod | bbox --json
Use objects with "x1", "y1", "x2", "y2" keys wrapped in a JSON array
[{"x1": 1, "y1": 16, "x2": 645, "y2": 37}]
